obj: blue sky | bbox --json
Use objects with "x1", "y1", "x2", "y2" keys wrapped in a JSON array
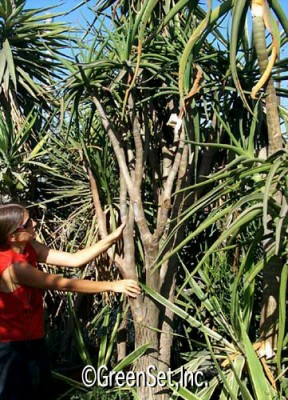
[
  {"x1": 25, "y1": 1, "x2": 288, "y2": 51},
  {"x1": 25, "y1": 2, "x2": 288, "y2": 63},
  {"x1": 25, "y1": 1, "x2": 288, "y2": 29},
  {"x1": 25, "y1": 0, "x2": 288, "y2": 108},
  {"x1": 26, "y1": 0, "x2": 95, "y2": 28}
]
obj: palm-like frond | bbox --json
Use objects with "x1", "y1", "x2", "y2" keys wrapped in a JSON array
[{"x1": 0, "y1": 0, "x2": 73, "y2": 113}]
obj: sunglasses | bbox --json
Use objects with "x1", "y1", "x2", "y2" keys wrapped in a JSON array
[{"x1": 15, "y1": 217, "x2": 33, "y2": 232}]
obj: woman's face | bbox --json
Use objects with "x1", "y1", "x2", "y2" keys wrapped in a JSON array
[{"x1": 12, "y1": 209, "x2": 37, "y2": 244}]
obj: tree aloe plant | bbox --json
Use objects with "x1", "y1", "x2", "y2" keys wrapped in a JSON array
[{"x1": 53, "y1": 0, "x2": 287, "y2": 398}]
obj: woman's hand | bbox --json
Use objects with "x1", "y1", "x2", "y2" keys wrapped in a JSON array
[
  {"x1": 109, "y1": 222, "x2": 126, "y2": 243},
  {"x1": 111, "y1": 279, "x2": 141, "y2": 298}
]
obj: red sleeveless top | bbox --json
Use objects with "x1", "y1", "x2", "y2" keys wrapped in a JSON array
[{"x1": 0, "y1": 243, "x2": 44, "y2": 342}]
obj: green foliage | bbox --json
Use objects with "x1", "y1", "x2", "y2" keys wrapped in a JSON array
[
  {"x1": 0, "y1": 0, "x2": 72, "y2": 111},
  {"x1": 0, "y1": 108, "x2": 51, "y2": 200},
  {"x1": 143, "y1": 148, "x2": 288, "y2": 399}
]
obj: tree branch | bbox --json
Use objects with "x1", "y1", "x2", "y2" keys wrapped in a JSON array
[
  {"x1": 128, "y1": 94, "x2": 143, "y2": 190},
  {"x1": 92, "y1": 96, "x2": 134, "y2": 194},
  {"x1": 153, "y1": 126, "x2": 186, "y2": 243},
  {"x1": 87, "y1": 166, "x2": 108, "y2": 237},
  {"x1": 93, "y1": 95, "x2": 152, "y2": 246},
  {"x1": 87, "y1": 165, "x2": 124, "y2": 274}
]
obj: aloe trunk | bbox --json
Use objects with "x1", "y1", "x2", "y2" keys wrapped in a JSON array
[
  {"x1": 251, "y1": 1, "x2": 282, "y2": 154},
  {"x1": 251, "y1": 0, "x2": 283, "y2": 356}
]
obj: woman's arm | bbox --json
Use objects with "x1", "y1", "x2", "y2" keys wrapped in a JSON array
[
  {"x1": 8, "y1": 261, "x2": 140, "y2": 297},
  {"x1": 32, "y1": 223, "x2": 125, "y2": 268}
]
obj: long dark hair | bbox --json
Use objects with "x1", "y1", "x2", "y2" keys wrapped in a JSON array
[{"x1": 0, "y1": 204, "x2": 25, "y2": 245}]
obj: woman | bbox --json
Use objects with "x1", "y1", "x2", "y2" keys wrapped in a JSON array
[{"x1": 0, "y1": 203, "x2": 140, "y2": 400}]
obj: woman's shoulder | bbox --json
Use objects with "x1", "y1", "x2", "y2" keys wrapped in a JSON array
[
  {"x1": 28, "y1": 240, "x2": 50, "y2": 263},
  {"x1": 0, "y1": 243, "x2": 39, "y2": 274},
  {"x1": 0, "y1": 244, "x2": 35, "y2": 263},
  {"x1": 24, "y1": 241, "x2": 38, "y2": 264}
]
